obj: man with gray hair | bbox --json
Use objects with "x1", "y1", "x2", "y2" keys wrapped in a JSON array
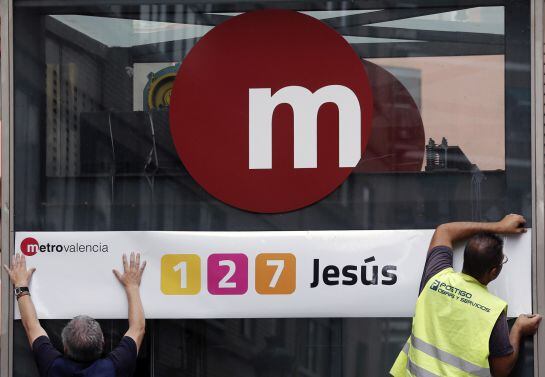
[{"x1": 4, "y1": 253, "x2": 146, "y2": 376}]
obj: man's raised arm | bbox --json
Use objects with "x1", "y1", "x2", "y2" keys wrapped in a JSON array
[
  {"x1": 3, "y1": 254, "x2": 47, "y2": 346},
  {"x1": 113, "y1": 252, "x2": 147, "y2": 353},
  {"x1": 428, "y1": 214, "x2": 527, "y2": 251}
]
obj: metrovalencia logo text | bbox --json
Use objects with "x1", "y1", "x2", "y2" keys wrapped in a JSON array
[{"x1": 20, "y1": 237, "x2": 109, "y2": 256}]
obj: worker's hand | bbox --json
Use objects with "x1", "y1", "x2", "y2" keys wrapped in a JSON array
[
  {"x1": 514, "y1": 314, "x2": 542, "y2": 336},
  {"x1": 3, "y1": 254, "x2": 36, "y2": 287},
  {"x1": 496, "y1": 214, "x2": 526, "y2": 234},
  {"x1": 113, "y1": 252, "x2": 146, "y2": 290}
]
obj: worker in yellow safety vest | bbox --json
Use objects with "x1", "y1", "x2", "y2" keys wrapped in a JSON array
[{"x1": 390, "y1": 214, "x2": 541, "y2": 377}]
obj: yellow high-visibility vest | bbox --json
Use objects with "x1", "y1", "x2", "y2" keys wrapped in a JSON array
[{"x1": 390, "y1": 268, "x2": 507, "y2": 377}]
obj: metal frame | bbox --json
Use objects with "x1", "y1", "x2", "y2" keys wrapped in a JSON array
[
  {"x1": 1, "y1": 0, "x2": 14, "y2": 376},
  {"x1": 531, "y1": 0, "x2": 545, "y2": 375},
  {"x1": 0, "y1": 1, "x2": 544, "y2": 376}
]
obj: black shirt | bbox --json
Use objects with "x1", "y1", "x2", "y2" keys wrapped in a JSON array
[
  {"x1": 32, "y1": 335, "x2": 137, "y2": 377},
  {"x1": 419, "y1": 246, "x2": 514, "y2": 358}
]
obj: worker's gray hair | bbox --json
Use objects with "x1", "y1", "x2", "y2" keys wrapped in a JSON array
[{"x1": 61, "y1": 315, "x2": 104, "y2": 362}]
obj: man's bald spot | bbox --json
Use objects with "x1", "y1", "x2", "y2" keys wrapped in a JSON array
[{"x1": 462, "y1": 232, "x2": 504, "y2": 281}]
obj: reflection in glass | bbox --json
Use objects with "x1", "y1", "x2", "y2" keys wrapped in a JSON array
[{"x1": 12, "y1": 1, "x2": 532, "y2": 376}]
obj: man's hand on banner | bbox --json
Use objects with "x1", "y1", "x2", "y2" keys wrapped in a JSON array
[
  {"x1": 496, "y1": 214, "x2": 527, "y2": 234},
  {"x1": 3, "y1": 253, "x2": 36, "y2": 287},
  {"x1": 429, "y1": 214, "x2": 527, "y2": 251},
  {"x1": 514, "y1": 314, "x2": 542, "y2": 336},
  {"x1": 113, "y1": 252, "x2": 147, "y2": 289}
]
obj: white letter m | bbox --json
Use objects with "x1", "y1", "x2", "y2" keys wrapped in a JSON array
[{"x1": 249, "y1": 85, "x2": 362, "y2": 169}]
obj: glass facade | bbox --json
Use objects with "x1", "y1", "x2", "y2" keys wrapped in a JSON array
[{"x1": 9, "y1": 0, "x2": 535, "y2": 376}]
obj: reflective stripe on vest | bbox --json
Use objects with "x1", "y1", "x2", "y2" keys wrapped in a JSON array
[
  {"x1": 410, "y1": 335, "x2": 490, "y2": 377},
  {"x1": 400, "y1": 335, "x2": 491, "y2": 377},
  {"x1": 401, "y1": 342, "x2": 439, "y2": 377},
  {"x1": 408, "y1": 357, "x2": 440, "y2": 377}
]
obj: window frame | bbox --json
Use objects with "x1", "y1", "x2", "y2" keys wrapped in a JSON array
[{"x1": 1, "y1": 1, "x2": 544, "y2": 376}]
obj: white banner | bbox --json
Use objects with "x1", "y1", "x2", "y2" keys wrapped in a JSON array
[{"x1": 14, "y1": 230, "x2": 531, "y2": 319}]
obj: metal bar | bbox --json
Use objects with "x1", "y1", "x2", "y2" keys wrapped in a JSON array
[
  {"x1": 352, "y1": 41, "x2": 504, "y2": 58},
  {"x1": 322, "y1": 7, "x2": 464, "y2": 28},
  {"x1": 338, "y1": 25, "x2": 504, "y2": 45},
  {"x1": 12, "y1": 0, "x2": 506, "y2": 9},
  {"x1": 129, "y1": 37, "x2": 200, "y2": 61},
  {"x1": 130, "y1": 37, "x2": 504, "y2": 61},
  {"x1": 188, "y1": 12, "x2": 230, "y2": 26},
  {"x1": 45, "y1": 16, "x2": 109, "y2": 58},
  {"x1": 13, "y1": 0, "x2": 319, "y2": 6},
  {"x1": 46, "y1": 9, "x2": 232, "y2": 26},
  {"x1": 531, "y1": 0, "x2": 545, "y2": 374},
  {"x1": 1, "y1": 0, "x2": 14, "y2": 375}
]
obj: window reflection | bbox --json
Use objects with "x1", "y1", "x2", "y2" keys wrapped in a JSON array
[{"x1": 12, "y1": 1, "x2": 532, "y2": 376}]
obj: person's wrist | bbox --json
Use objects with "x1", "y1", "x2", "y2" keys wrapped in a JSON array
[
  {"x1": 489, "y1": 221, "x2": 503, "y2": 233},
  {"x1": 16, "y1": 291, "x2": 30, "y2": 300},
  {"x1": 14, "y1": 282, "x2": 29, "y2": 288},
  {"x1": 511, "y1": 321, "x2": 525, "y2": 339},
  {"x1": 125, "y1": 284, "x2": 140, "y2": 292}
]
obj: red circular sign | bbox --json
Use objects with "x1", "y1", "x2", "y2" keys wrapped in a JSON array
[
  {"x1": 170, "y1": 10, "x2": 373, "y2": 213},
  {"x1": 21, "y1": 237, "x2": 39, "y2": 256}
]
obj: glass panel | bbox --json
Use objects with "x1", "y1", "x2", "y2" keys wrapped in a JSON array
[
  {"x1": 11, "y1": 1, "x2": 533, "y2": 376},
  {"x1": 13, "y1": 2, "x2": 531, "y2": 232},
  {"x1": 12, "y1": 318, "x2": 536, "y2": 376}
]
